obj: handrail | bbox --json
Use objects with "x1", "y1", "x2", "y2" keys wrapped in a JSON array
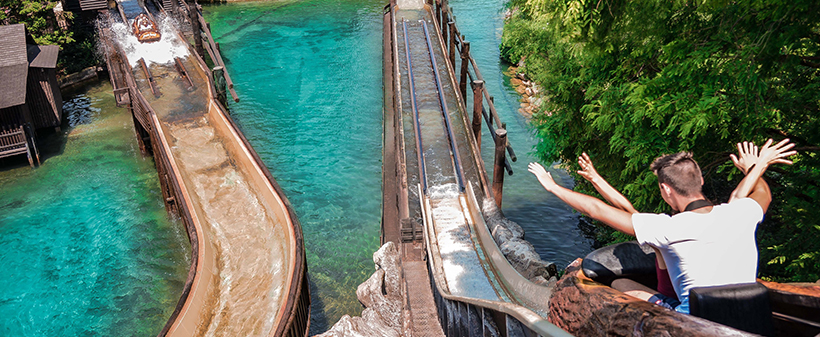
[
  {"x1": 420, "y1": 19, "x2": 466, "y2": 193},
  {"x1": 401, "y1": 19, "x2": 429, "y2": 194},
  {"x1": 430, "y1": 2, "x2": 516, "y2": 165}
]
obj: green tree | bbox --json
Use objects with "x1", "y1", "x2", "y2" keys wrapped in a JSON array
[
  {"x1": 0, "y1": 0, "x2": 74, "y2": 45},
  {"x1": 502, "y1": 0, "x2": 820, "y2": 282}
]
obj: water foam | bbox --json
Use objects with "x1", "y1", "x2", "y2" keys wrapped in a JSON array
[{"x1": 109, "y1": 14, "x2": 190, "y2": 67}]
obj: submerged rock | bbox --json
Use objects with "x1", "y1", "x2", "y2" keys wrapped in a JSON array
[
  {"x1": 317, "y1": 242, "x2": 403, "y2": 337},
  {"x1": 483, "y1": 199, "x2": 558, "y2": 284}
]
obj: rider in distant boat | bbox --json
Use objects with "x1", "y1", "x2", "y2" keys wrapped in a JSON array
[{"x1": 132, "y1": 13, "x2": 161, "y2": 43}]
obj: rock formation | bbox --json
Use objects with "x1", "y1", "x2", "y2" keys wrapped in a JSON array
[
  {"x1": 316, "y1": 242, "x2": 403, "y2": 337},
  {"x1": 483, "y1": 198, "x2": 558, "y2": 285}
]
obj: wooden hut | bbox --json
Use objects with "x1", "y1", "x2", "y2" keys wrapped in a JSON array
[
  {"x1": 0, "y1": 24, "x2": 63, "y2": 167},
  {"x1": 61, "y1": 0, "x2": 109, "y2": 12}
]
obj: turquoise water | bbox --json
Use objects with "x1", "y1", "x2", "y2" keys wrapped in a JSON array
[
  {"x1": 203, "y1": 1, "x2": 385, "y2": 333},
  {"x1": 204, "y1": 0, "x2": 592, "y2": 333},
  {"x1": 0, "y1": 81, "x2": 190, "y2": 336},
  {"x1": 446, "y1": 0, "x2": 593, "y2": 266}
]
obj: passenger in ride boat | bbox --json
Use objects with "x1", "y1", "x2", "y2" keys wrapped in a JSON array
[
  {"x1": 528, "y1": 138, "x2": 796, "y2": 314},
  {"x1": 574, "y1": 152, "x2": 680, "y2": 310}
]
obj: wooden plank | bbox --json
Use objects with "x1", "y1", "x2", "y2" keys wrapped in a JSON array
[{"x1": 138, "y1": 58, "x2": 161, "y2": 97}]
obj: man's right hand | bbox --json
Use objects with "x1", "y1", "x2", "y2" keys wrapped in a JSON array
[
  {"x1": 529, "y1": 162, "x2": 557, "y2": 192},
  {"x1": 730, "y1": 141, "x2": 759, "y2": 174}
]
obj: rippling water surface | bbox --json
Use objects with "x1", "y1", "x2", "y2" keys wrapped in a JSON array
[{"x1": 0, "y1": 81, "x2": 190, "y2": 336}]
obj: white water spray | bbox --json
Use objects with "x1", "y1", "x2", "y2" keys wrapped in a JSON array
[{"x1": 108, "y1": 14, "x2": 189, "y2": 68}]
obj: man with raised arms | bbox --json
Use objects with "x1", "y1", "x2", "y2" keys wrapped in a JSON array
[{"x1": 528, "y1": 139, "x2": 796, "y2": 314}]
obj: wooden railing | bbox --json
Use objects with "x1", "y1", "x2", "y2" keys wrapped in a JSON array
[{"x1": 424, "y1": 0, "x2": 517, "y2": 207}]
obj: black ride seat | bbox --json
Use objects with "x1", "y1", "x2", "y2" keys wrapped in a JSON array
[
  {"x1": 581, "y1": 241, "x2": 657, "y2": 288},
  {"x1": 690, "y1": 282, "x2": 775, "y2": 336}
]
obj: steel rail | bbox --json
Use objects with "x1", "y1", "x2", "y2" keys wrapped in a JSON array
[
  {"x1": 420, "y1": 19, "x2": 466, "y2": 193},
  {"x1": 402, "y1": 19, "x2": 429, "y2": 194}
]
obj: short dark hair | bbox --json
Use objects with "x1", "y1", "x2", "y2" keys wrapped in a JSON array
[{"x1": 650, "y1": 152, "x2": 703, "y2": 197}]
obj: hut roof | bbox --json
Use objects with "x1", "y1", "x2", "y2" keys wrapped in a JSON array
[
  {"x1": 27, "y1": 45, "x2": 60, "y2": 69},
  {"x1": 0, "y1": 24, "x2": 29, "y2": 110},
  {"x1": 61, "y1": 0, "x2": 108, "y2": 12}
]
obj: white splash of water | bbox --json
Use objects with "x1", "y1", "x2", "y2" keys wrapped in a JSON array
[
  {"x1": 109, "y1": 14, "x2": 189, "y2": 67},
  {"x1": 427, "y1": 183, "x2": 460, "y2": 199}
]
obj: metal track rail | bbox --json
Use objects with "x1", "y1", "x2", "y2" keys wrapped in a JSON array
[
  {"x1": 420, "y1": 19, "x2": 465, "y2": 193},
  {"x1": 402, "y1": 18, "x2": 467, "y2": 195},
  {"x1": 401, "y1": 19, "x2": 429, "y2": 194}
]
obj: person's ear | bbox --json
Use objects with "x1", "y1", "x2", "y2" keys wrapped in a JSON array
[
  {"x1": 660, "y1": 183, "x2": 673, "y2": 196},
  {"x1": 701, "y1": 176, "x2": 704, "y2": 186}
]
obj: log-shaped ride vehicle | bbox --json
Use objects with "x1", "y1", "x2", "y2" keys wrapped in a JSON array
[
  {"x1": 132, "y1": 13, "x2": 161, "y2": 43},
  {"x1": 548, "y1": 241, "x2": 820, "y2": 336}
]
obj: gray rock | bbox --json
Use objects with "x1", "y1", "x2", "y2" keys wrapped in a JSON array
[
  {"x1": 483, "y1": 199, "x2": 558, "y2": 281},
  {"x1": 317, "y1": 242, "x2": 403, "y2": 337}
]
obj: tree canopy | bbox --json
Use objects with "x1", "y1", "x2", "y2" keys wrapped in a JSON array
[
  {"x1": 0, "y1": 0, "x2": 73, "y2": 45},
  {"x1": 501, "y1": 0, "x2": 820, "y2": 282}
]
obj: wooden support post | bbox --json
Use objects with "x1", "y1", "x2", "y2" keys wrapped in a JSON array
[
  {"x1": 440, "y1": 0, "x2": 447, "y2": 32},
  {"x1": 441, "y1": 7, "x2": 449, "y2": 51},
  {"x1": 471, "y1": 80, "x2": 484, "y2": 150},
  {"x1": 459, "y1": 41, "x2": 470, "y2": 100},
  {"x1": 213, "y1": 66, "x2": 228, "y2": 107},
  {"x1": 435, "y1": 0, "x2": 441, "y2": 26},
  {"x1": 448, "y1": 21, "x2": 456, "y2": 69},
  {"x1": 189, "y1": 0, "x2": 204, "y2": 58},
  {"x1": 493, "y1": 128, "x2": 507, "y2": 208}
]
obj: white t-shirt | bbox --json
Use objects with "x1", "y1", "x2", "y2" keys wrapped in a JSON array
[{"x1": 632, "y1": 198, "x2": 764, "y2": 306}]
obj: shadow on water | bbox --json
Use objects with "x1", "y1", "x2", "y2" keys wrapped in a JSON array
[{"x1": 308, "y1": 275, "x2": 330, "y2": 335}]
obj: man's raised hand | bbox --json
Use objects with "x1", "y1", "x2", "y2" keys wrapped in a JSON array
[
  {"x1": 730, "y1": 141, "x2": 759, "y2": 175},
  {"x1": 577, "y1": 152, "x2": 601, "y2": 184},
  {"x1": 757, "y1": 138, "x2": 797, "y2": 168},
  {"x1": 529, "y1": 162, "x2": 557, "y2": 191}
]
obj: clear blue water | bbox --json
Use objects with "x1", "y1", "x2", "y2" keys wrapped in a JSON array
[
  {"x1": 0, "y1": 81, "x2": 190, "y2": 336},
  {"x1": 204, "y1": 0, "x2": 592, "y2": 333},
  {"x1": 203, "y1": 1, "x2": 385, "y2": 333},
  {"x1": 446, "y1": 0, "x2": 593, "y2": 267}
]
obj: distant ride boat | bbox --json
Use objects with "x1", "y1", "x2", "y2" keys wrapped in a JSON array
[{"x1": 132, "y1": 13, "x2": 161, "y2": 43}]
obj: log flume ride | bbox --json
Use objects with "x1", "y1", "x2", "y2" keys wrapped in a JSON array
[
  {"x1": 549, "y1": 241, "x2": 820, "y2": 337},
  {"x1": 132, "y1": 13, "x2": 161, "y2": 43}
]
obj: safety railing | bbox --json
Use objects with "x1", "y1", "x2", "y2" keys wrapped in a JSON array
[{"x1": 424, "y1": 0, "x2": 516, "y2": 206}]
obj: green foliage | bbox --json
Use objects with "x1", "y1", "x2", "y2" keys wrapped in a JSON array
[
  {"x1": 502, "y1": 0, "x2": 820, "y2": 282},
  {"x1": 0, "y1": 0, "x2": 73, "y2": 45}
]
